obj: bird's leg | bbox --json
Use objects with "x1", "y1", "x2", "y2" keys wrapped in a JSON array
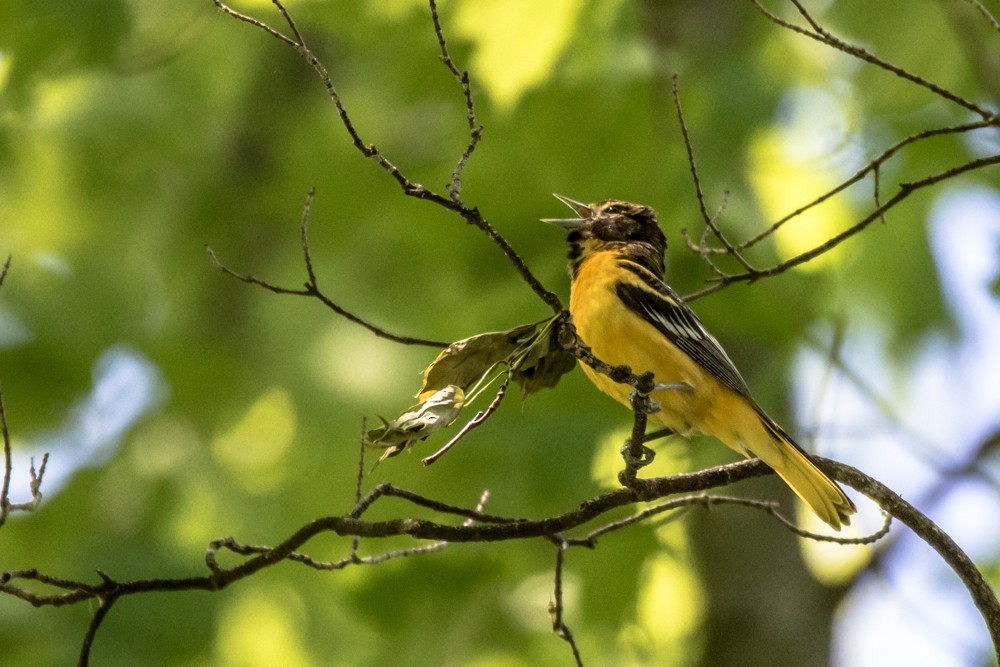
[
  {"x1": 628, "y1": 386, "x2": 661, "y2": 417},
  {"x1": 621, "y1": 381, "x2": 692, "y2": 477},
  {"x1": 620, "y1": 439, "x2": 656, "y2": 471},
  {"x1": 652, "y1": 382, "x2": 693, "y2": 392},
  {"x1": 621, "y1": 380, "x2": 660, "y2": 472},
  {"x1": 628, "y1": 382, "x2": 693, "y2": 416}
]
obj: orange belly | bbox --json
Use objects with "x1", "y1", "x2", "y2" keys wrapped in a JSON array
[{"x1": 569, "y1": 252, "x2": 722, "y2": 437}]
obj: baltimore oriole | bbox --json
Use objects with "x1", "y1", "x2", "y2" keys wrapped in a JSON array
[{"x1": 544, "y1": 195, "x2": 856, "y2": 530}]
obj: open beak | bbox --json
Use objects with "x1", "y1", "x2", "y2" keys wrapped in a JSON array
[{"x1": 541, "y1": 194, "x2": 592, "y2": 230}]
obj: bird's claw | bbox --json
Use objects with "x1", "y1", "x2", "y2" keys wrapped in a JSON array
[
  {"x1": 629, "y1": 382, "x2": 692, "y2": 416},
  {"x1": 621, "y1": 442, "x2": 656, "y2": 469},
  {"x1": 653, "y1": 382, "x2": 693, "y2": 392},
  {"x1": 629, "y1": 388, "x2": 661, "y2": 415}
]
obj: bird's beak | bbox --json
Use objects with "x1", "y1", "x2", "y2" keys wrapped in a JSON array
[{"x1": 541, "y1": 193, "x2": 592, "y2": 230}]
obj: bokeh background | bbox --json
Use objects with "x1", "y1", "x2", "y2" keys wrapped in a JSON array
[{"x1": 2, "y1": 1, "x2": 1000, "y2": 665}]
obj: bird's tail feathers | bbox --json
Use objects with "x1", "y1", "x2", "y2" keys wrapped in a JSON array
[{"x1": 750, "y1": 412, "x2": 857, "y2": 531}]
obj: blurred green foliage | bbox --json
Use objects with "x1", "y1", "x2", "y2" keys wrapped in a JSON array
[{"x1": 1, "y1": 1, "x2": 998, "y2": 665}]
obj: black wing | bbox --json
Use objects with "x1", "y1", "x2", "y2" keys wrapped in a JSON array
[{"x1": 615, "y1": 261, "x2": 754, "y2": 400}]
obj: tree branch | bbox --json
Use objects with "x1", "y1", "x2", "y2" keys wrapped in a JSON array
[
  {"x1": 673, "y1": 2, "x2": 1000, "y2": 299},
  {"x1": 684, "y1": 153, "x2": 1000, "y2": 300},
  {"x1": 735, "y1": 119, "x2": 999, "y2": 253},
  {"x1": 965, "y1": 0, "x2": 1000, "y2": 34},
  {"x1": 0, "y1": 259, "x2": 49, "y2": 530},
  {"x1": 206, "y1": 189, "x2": 449, "y2": 348},
  {"x1": 752, "y1": 0, "x2": 995, "y2": 119},
  {"x1": 212, "y1": 0, "x2": 563, "y2": 314},
  {"x1": 3, "y1": 456, "x2": 996, "y2": 659}
]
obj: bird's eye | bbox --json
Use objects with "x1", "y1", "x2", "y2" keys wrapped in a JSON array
[{"x1": 604, "y1": 204, "x2": 624, "y2": 215}]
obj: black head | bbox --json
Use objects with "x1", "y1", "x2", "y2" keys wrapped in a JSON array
[{"x1": 542, "y1": 195, "x2": 667, "y2": 277}]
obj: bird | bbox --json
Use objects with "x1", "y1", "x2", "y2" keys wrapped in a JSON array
[{"x1": 543, "y1": 194, "x2": 856, "y2": 530}]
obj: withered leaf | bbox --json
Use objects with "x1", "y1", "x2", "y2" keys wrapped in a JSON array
[
  {"x1": 368, "y1": 316, "x2": 578, "y2": 465},
  {"x1": 509, "y1": 318, "x2": 576, "y2": 397},
  {"x1": 364, "y1": 385, "x2": 466, "y2": 463},
  {"x1": 417, "y1": 323, "x2": 538, "y2": 401}
]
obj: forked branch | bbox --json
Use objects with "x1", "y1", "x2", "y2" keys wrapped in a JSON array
[
  {"x1": 206, "y1": 188, "x2": 448, "y2": 347},
  {"x1": 212, "y1": 0, "x2": 563, "y2": 313},
  {"x1": 674, "y1": 2, "x2": 1000, "y2": 299},
  {"x1": 0, "y1": 258, "x2": 50, "y2": 530},
  {"x1": 3, "y1": 456, "x2": 998, "y2": 663}
]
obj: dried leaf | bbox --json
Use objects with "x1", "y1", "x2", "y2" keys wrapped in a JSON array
[
  {"x1": 509, "y1": 317, "x2": 576, "y2": 397},
  {"x1": 365, "y1": 385, "x2": 466, "y2": 463},
  {"x1": 418, "y1": 323, "x2": 538, "y2": 401},
  {"x1": 367, "y1": 317, "x2": 578, "y2": 466}
]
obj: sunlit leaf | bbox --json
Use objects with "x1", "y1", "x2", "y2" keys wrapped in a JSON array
[{"x1": 364, "y1": 385, "x2": 466, "y2": 463}]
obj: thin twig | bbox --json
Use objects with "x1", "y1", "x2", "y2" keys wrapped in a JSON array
[
  {"x1": 752, "y1": 0, "x2": 993, "y2": 119},
  {"x1": 0, "y1": 257, "x2": 11, "y2": 526},
  {"x1": 965, "y1": 0, "x2": 1000, "y2": 33},
  {"x1": 873, "y1": 164, "x2": 886, "y2": 225},
  {"x1": 0, "y1": 260, "x2": 49, "y2": 529},
  {"x1": 0, "y1": 388, "x2": 12, "y2": 527},
  {"x1": 734, "y1": 119, "x2": 997, "y2": 252},
  {"x1": 209, "y1": 535, "x2": 450, "y2": 572},
  {"x1": 428, "y1": 0, "x2": 484, "y2": 200},
  {"x1": 672, "y1": 76, "x2": 755, "y2": 273},
  {"x1": 80, "y1": 597, "x2": 115, "y2": 666},
  {"x1": 684, "y1": 153, "x2": 1000, "y2": 300},
  {"x1": 212, "y1": 0, "x2": 297, "y2": 46},
  {"x1": 209, "y1": 489, "x2": 494, "y2": 574},
  {"x1": 682, "y1": 192, "x2": 733, "y2": 280},
  {"x1": 351, "y1": 482, "x2": 526, "y2": 525},
  {"x1": 561, "y1": 493, "x2": 891, "y2": 548},
  {"x1": 744, "y1": 155, "x2": 1000, "y2": 275},
  {"x1": 207, "y1": 243, "x2": 446, "y2": 346},
  {"x1": 550, "y1": 541, "x2": 585, "y2": 666},
  {"x1": 352, "y1": 419, "x2": 367, "y2": 559},
  {"x1": 212, "y1": 0, "x2": 563, "y2": 313},
  {"x1": 422, "y1": 375, "x2": 511, "y2": 465},
  {"x1": 206, "y1": 191, "x2": 450, "y2": 350},
  {"x1": 299, "y1": 186, "x2": 318, "y2": 284}
]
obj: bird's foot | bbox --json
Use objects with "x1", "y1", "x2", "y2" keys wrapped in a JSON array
[
  {"x1": 628, "y1": 382, "x2": 691, "y2": 415},
  {"x1": 621, "y1": 441, "x2": 656, "y2": 469},
  {"x1": 628, "y1": 388, "x2": 660, "y2": 415}
]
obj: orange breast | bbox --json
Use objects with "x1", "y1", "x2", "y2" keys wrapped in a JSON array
[{"x1": 569, "y1": 252, "x2": 718, "y2": 435}]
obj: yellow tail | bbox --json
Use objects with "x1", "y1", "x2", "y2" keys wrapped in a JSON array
[
  {"x1": 771, "y1": 449, "x2": 855, "y2": 530},
  {"x1": 717, "y1": 402, "x2": 856, "y2": 530}
]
